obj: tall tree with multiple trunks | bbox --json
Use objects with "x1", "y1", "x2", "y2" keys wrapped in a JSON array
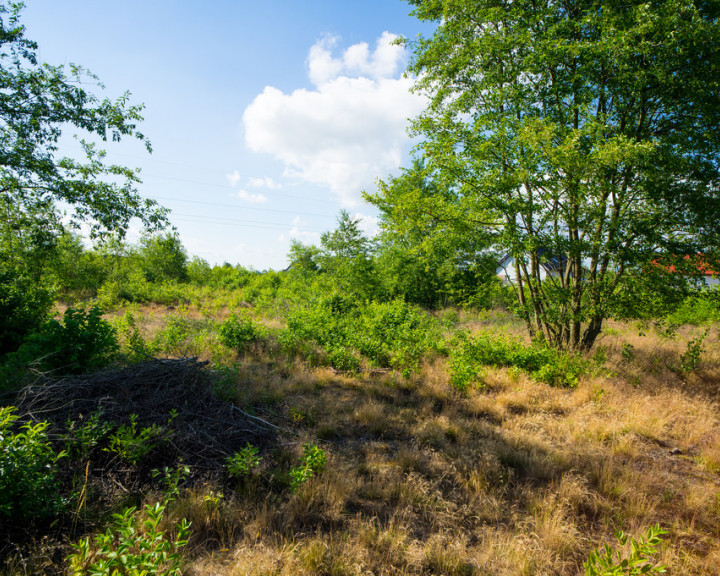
[
  {"x1": 388, "y1": 0, "x2": 720, "y2": 350},
  {"x1": 0, "y1": 2, "x2": 166, "y2": 353}
]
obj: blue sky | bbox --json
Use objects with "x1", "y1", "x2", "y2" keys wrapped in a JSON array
[{"x1": 21, "y1": 1, "x2": 436, "y2": 269}]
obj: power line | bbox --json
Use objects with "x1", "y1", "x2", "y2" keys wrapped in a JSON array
[
  {"x1": 142, "y1": 172, "x2": 339, "y2": 205},
  {"x1": 149, "y1": 195, "x2": 336, "y2": 220},
  {"x1": 171, "y1": 213, "x2": 327, "y2": 232}
]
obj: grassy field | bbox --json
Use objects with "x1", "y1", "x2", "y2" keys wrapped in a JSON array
[{"x1": 4, "y1": 301, "x2": 720, "y2": 575}]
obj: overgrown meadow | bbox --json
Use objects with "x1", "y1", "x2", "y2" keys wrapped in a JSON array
[{"x1": 1, "y1": 232, "x2": 720, "y2": 576}]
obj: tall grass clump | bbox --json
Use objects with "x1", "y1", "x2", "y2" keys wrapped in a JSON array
[{"x1": 449, "y1": 331, "x2": 588, "y2": 392}]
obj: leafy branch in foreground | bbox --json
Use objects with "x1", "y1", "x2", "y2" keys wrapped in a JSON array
[{"x1": 67, "y1": 502, "x2": 190, "y2": 576}]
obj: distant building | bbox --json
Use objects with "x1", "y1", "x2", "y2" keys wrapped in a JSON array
[
  {"x1": 652, "y1": 254, "x2": 720, "y2": 288},
  {"x1": 496, "y1": 249, "x2": 568, "y2": 284}
]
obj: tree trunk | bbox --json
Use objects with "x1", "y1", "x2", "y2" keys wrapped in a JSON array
[{"x1": 580, "y1": 316, "x2": 604, "y2": 351}]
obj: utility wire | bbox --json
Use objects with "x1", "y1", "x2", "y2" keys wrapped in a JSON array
[
  {"x1": 149, "y1": 195, "x2": 336, "y2": 220},
  {"x1": 171, "y1": 216, "x2": 325, "y2": 233}
]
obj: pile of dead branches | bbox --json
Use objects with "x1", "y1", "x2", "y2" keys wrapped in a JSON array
[{"x1": 14, "y1": 357, "x2": 278, "y2": 471}]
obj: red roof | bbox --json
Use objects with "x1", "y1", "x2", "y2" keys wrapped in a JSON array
[{"x1": 652, "y1": 254, "x2": 718, "y2": 276}]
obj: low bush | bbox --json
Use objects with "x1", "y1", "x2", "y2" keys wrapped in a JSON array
[
  {"x1": 226, "y1": 443, "x2": 262, "y2": 478},
  {"x1": 0, "y1": 407, "x2": 66, "y2": 522},
  {"x1": 218, "y1": 312, "x2": 269, "y2": 354},
  {"x1": 449, "y1": 331, "x2": 587, "y2": 391},
  {"x1": 280, "y1": 297, "x2": 443, "y2": 372},
  {"x1": 583, "y1": 524, "x2": 667, "y2": 575},
  {"x1": 10, "y1": 306, "x2": 119, "y2": 375},
  {"x1": 289, "y1": 443, "x2": 326, "y2": 492}
]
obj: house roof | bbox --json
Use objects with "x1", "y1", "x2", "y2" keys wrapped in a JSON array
[{"x1": 651, "y1": 254, "x2": 719, "y2": 276}]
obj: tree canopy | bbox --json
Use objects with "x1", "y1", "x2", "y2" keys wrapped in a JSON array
[
  {"x1": 0, "y1": 2, "x2": 166, "y2": 242},
  {"x1": 0, "y1": 1, "x2": 166, "y2": 354},
  {"x1": 385, "y1": 0, "x2": 720, "y2": 349}
]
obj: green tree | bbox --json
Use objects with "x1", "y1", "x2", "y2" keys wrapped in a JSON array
[
  {"x1": 318, "y1": 211, "x2": 378, "y2": 299},
  {"x1": 46, "y1": 232, "x2": 109, "y2": 297},
  {"x1": 0, "y1": 2, "x2": 166, "y2": 352},
  {"x1": 367, "y1": 158, "x2": 500, "y2": 308},
  {"x1": 139, "y1": 232, "x2": 188, "y2": 283},
  {"x1": 287, "y1": 239, "x2": 321, "y2": 275},
  {"x1": 394, "y1": 0, "x2": 720, "y2": 350}
]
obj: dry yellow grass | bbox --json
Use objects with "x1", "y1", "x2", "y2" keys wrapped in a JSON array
[{"x1": 72, "y1": 306, "x2": 720, "y2": 576}]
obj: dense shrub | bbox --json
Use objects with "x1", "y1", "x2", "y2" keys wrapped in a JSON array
[
  {"x1": 280, "y1": 297, "x2": 443, "y2": 371},
  {"x1": 0, "y1": 407, "x2": 66, "y2": 522},
  {"x1": 10, "y1": 306, "x2": 119, "y2": 375},
  {"x1": 351, "y1": 299, "x2": 445, "y2": 369},
  {"x1": 449, "y1": 331, "x2": 587, "y2": 391},
  {"x1": 666, "y1": 293, "x2": 720, "y2": 326},
  {"x1": 218, "y1": 312, "x2": 269, "y2": 354},
  {"x1": 0, "y1": 260, "x2": 54, "y2": 356}
]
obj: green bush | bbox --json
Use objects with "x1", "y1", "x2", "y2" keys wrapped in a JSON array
[
  {"x1": 449, "y1": 331, "x2": 587, "y2": 391},
  {"x1": 280, "y1": 297, "x2": 442, "y2": 371},
  {"x1": 0, "y1": 407, "x2": 66, "y2": 522},
  {"x1": 218, "y1": 312, "x2": 269, "y2": 354},
  {"x1": 351, "y1": 299, "x2": 444, "y2": 370},
  {"x1": 11, "y1": 306, "x2": 119, "y2": 374},
  {"x1": 67, "y1": 502, "x2": 190, "y2": 576},
  {"x1": 0, "y1": 260, "x2": 54, "y2": 355}
]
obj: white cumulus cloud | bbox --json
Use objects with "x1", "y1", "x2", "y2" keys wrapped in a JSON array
[{"x1": 243, "y1": 32, "x2": 425, "y2": 206}]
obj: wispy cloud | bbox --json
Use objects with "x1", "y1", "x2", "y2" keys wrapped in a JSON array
[
  {"x1": 236, "y1": 189, "x2": 268, "y2": 204},
  {"x1": 226, "y1": 170, "x2": 242, "y2": 187},
  {"x1": 248, "y1": 176, "x2": 282, "y2": 189},
  {"x1": 279, "y1": 215, "x2": 321, "y2": 244}
]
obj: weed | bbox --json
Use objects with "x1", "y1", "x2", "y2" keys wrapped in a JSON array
[
  {"x1": 67, "y1": 502, "x2": 191, "y2": 576},
  {"x1": 226, "y1": 443, "x2": 262, "y2": 478},
  {"x1": 289, "y1": 443, "x2": 326, "y2": 492},
  {"x1": 621, "y1": 343, "x2": 635, "y2": 361},
  {"x1": 583, "y1": 524, "x2": 667, "y2": 575},
  {"x1": 63, "y1": 409, "x2": 113, "y2": 461},
  {"x1": 105, "y1": 412, "x2": 176, "y2": 465}
]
